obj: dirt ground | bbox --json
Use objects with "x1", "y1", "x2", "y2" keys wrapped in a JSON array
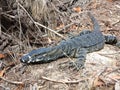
[{"x1": 0, "y1": 0, "x2": 120, "y2": 90}]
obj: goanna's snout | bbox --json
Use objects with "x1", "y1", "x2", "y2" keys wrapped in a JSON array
[
  {"x1": 20, "y1": 54, "x2": 32, "y2": 63},
  {"x1": 20, "y1": 54, "x2": 46, "y2": 64}
]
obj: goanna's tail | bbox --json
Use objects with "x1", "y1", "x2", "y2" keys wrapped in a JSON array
[{"x1": 88, "y1": 12, "x2": 100, "y2": 31}]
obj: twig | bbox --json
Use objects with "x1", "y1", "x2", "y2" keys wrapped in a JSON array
[
  {"x1": 107, "y1": 76, "x2": 119, "y2": 82},
  {"x1": 1, "y1": 13, "x2": 16, "y2": 19},
  {"x1": 42, "y1": 23, "x2": 74, "y2": 37},
  {"x1": 0, "y1": 77, "x2": 23, "y2": 85},
  {"x1": 18, "y1": 3, "x2": 66, "y2": 40},
  {"x1": 16, "y1": 1, "x2": 22, "y2": 40},
  {"x1": 41, "y1": 76, "x2": 86, "y2": 84},
  {"x1": 0, "y1": 7, "x2": 2, "y2": 36},
  {"x1": 105, "y1": 67, "x2": 120, "y2": 75},
  {"x1": 35, "y1": 22, "x2": 66, "y2": 40},
  {"x1": 0, "y1": 85, "x2": 10, "y2": 90},
  {"x1": 99, "y1": 51, "x2": 120, "y2": 56},
  {"x1": 112, "y1": 20, "x2": 120, "y2": 26}
]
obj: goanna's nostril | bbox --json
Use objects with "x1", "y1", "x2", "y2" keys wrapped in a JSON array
[
  {"x1": 20, "y1": 58, "x2": 25, "y2": 63},
  {"x1": 20, "y1": 55, "x2": 29, "y2": 63}
]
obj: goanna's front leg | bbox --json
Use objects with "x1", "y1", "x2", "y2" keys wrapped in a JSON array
[{"x1": 69, "y1": 48, "x2": 87, "y2": 71}]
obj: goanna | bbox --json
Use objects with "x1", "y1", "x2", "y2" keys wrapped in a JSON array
[{"x1": 20, "y1": 12, "x2": 120, "y2": 70}]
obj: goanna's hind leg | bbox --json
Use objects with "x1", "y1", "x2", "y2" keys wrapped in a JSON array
[
  {"x1": 116, "y1": 42, "x2": 120, "y2": 48},
  {"x1": 69, "y1": 48, "x2": 87, "y2": 70},
  {"x1": 104, "y1": 35, "x2": 117, "y2": 44},
  {"x1": 104, "y1": 35, "x2": 120, "y2": 48}
]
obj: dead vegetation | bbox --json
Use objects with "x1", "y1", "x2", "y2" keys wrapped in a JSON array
[{"x1": 0, "y1": 0, "x2": 120, "y2": 90}]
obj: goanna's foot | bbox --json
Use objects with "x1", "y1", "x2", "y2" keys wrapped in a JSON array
[
  {"x1": 116, "y1": 41, "x2": 120, "y2": 48},
  {"x1": 69, "y1": 60, "x2": 85, "y2": 71}
]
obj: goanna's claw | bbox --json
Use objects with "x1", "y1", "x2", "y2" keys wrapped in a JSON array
[
  {"x1": 68, "y1": 60, "x2": 85, "y2": 71},
  {"x1": 116, "y1": 42, "x2": 120, "y2": 48}
]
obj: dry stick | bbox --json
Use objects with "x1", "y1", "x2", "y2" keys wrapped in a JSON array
[
  {"x1": 0, "y1": 77, "x2": 23, "y2": 85},
  {"x1": 2, "y1": 13, "x2": 16, "y2": 19},
  {"x1": 18, "y1": 3, "x2": 66, "y2": 40},
  {"x1": 105, "y1": 67, "x2": 120, "y2": 75},
  {"x1": 112, "y1": 20, "x2": 120, "y2": 26},
  {"x1": 106, "y1": 75, "x2": 119, "y2": 82},
  {"x1": 42, "y1": 23, "x2": 74, "y2": 37},
  {"x1": 99, "y1": 51, "x2": 120, "y2": 56},
  {"x1": 41, "y1": 76, "x2": 86, "y2": 84},
  {"x1": 17, "y1": 1, "x2": 22, "y2": 40},
  {"x1": 0, "y1": 85, "x2": 10, "y2": 90},
  {"x1": 35, "y1": 22, "x2": 66, "y2": 40},
  {"x1": 0, "y1": 7, "x2": 2, "y2": 36}
]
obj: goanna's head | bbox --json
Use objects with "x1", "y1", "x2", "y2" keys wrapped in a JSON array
[
  {"x1": 20, "y1": 47, "x2": 55, "y2": 64},
  {"x1": 20, "y1": 53, "x2": 49, "y2": 64},
  {"x1": 20, "y1": 54, "x2": 33, "y2": 63},
  {"x1": 20, "y1": 49, "x2": 49, "y2": 64},
  {"x1": 20, "y1": 48, "x2": 44, "y2": 64}
]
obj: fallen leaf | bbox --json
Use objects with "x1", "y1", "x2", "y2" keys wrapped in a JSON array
[
  {"x1": 15, "y1": 84, "x2": 24, "y2": 90},
  {"x1": 56, "y1": 24, "x2": 64, "y2": 30},
  {"x1": 93, "y1": 77, "x2": 105, "y2": 87},
  {"x1": 110, "y1": 75, "x2": 120, "y2": 80},
  {"x1": 47, "y1": 38, "x2": 52, "y2": 44},
  {"x1": 73, "y1": 7, "x2": 81, "y2": 13},
  {"x1": 0, "y1": 54, "x2": 5, "y2": 59},
  {"x1": 91, "y1": 0, "x2": 100, "y2": 9},
  {"x1": 8, "y1": 62, "x2": 16, "y2": 67},
  {"x1": 71, "y1": 25, "x2": 78, "y2": 30},
  {"x1": 0, "y1": 68, "x2": 6, "y2": 77},
  {"x1": 105, "y1": 67, "x2": 113, "y2": 72}
]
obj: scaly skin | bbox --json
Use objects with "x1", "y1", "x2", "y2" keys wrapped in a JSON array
[{"x1": 20, "y1": 12, "x2": 119, "y2": 70}]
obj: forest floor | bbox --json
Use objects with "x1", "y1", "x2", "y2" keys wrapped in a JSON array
[{"x1": 0, "y1": 0, "x2": 120, "y2": 90}]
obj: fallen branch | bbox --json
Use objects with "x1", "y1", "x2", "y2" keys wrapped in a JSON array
[
  {"x1": 105, "y1": 67, "x2": 120, "y2": 75},
  {"x1": 35, "y1": 22, "x2": 66, "y2": 40},
  {"x1": 112, "y1": 20, "x2": 120, "y2": 26},
  {"x1": 99, "y1": 51, "x2": 120, "y2": 56},
  {"x1": 42, "y1": 23, "x2": 74, "y2": 37},
  {"x1": 0, "y1": 77, "x2": 24, "y2": 85},
  {"x1": 41, "y1": 76, "x2": 86, "y2": 84}
]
